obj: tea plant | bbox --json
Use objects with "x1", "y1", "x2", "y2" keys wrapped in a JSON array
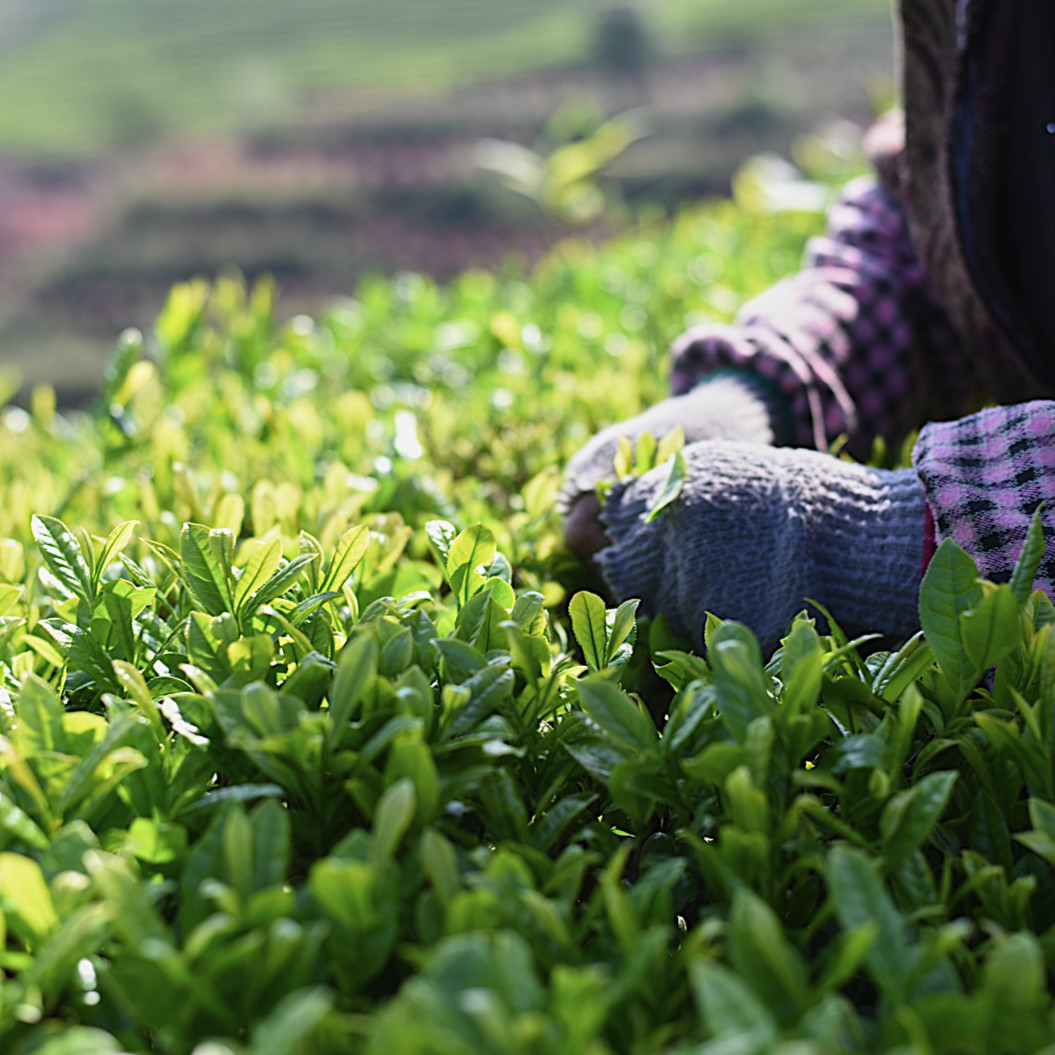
[{"x1": 0, "y1": 182, "x2": 1051, "y2": 1054}]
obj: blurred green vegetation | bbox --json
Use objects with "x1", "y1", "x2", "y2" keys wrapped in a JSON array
[
  {"x1": 0, "y1": 160, "x2": 836, "y2": 542},
  {"x1": 0, "y1": 0, "x2": 889, "y2": 155}
]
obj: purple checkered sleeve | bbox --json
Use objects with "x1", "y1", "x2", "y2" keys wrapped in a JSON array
[
  {"x1": 671, "y1": 177, "x2": 968, "y2": 456},
  {"x1": 913, "y1": 401, "x2": 1055, "y2": 598}
]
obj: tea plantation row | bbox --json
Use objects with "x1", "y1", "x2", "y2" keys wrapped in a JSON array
[{"x1": 0, "y1": 179, "x2": 1051, "y2": 1053}]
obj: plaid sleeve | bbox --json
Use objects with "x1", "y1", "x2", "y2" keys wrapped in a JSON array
[
  {"x1": 671, "y1": 178, "x2": 969, "y2": 456},
  {"x1": 913, "y1": 401, "x2": 1055, "y2": 598}
]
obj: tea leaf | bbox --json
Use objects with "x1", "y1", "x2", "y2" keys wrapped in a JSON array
[
  {"x1": 233, "y1": 537, "x2": 283, "y2": 612},
  {"x1": 605, "y1": 598, "x2": 639, "y2": 667},
  {"x1": 32, "y1": 514, "x2": 93, "y2": 605},
  {"x1": 655, "y1": 426, "x2": 686, "y2": 466},
  {"x1": 1009, "y1": 505, "x2": 1046, "y2": 604},
  {"x1": 613, "y1": 435, "x2": 634, "y2": 479},
  {"x1": 322, "y1": 525, "x2": 370, "y2": 593},
  {"x1": 180, "y1": 522, "x2": 234, "y2": 615},
  {"x1": 373, "y1": 778, "x2": 416, "y2": 862},
  {"x1": 569, "y1": 590, "x2": 607, "y2": 671},
  {"x1": 880, "y1": 770, "x2": 957, "y2": 870},
  {"x1": 960, "y1": 583, "x2": 1022, "y2": 672},
  {"x1": 425, "y1": 519, "x2": 458, "y2": 570},
  {"x1": 778, "y1": 615, "x2": 823, "y2": 713},
  {"x1": 918, "y1": 539, "x2": 984, "y2": 701},
  {"x1": 708, "y1": 621, "x2": 773, "y2": 742},
  {"x1": 634, "y1": 430, "x2": 657, "y2": 474},
  {"x1": 576, "y1": 677, "x2": 655, "y2": 753},
  {"x1": 447, "y1": 524, "x2": 497, "y2": 607},
  {"x1": 244, "y1": 987, "x2": 333, "y2": 1055},
  {"x1": 871, "y1": 631, "x2": 934, "y2": 702},
  {"x1": 242, "y1": 553, "x2": 317, "y2": 614},
  {"x1": 0, "y1": 852, "x2": 58, "y2": 942},
  {"x1": 645, "y1": 450, "x2": 686, "y2": 523},
  {"x1": 689, "y1": 959, "x2": 779, "y2": 1045},
  {"x1": 728, "y1": 889, "x2": 808, "y2": 1024},
  {"x1": 94, "y1": 519, "x2": 138, "y2": 587},
  {"x1": 826, "y1": 846, "x2": 912, "y2": 1003},
  {"x1": 329, "y1": 633, "x2": 378, "y2": 737}
]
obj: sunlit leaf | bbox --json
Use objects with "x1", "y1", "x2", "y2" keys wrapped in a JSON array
[
  {"x1": 179, "y1": 522, "x2": 234, "y2": 616},
  {"x1": 569, "y1": 590, "x2": 607, "y2": 671},
  {"x1": 32, "y1": 514, "x2": 93, "y2": 605},
  {"x1": 645, "y1": 450, "x2": 686, "y2": 523}
]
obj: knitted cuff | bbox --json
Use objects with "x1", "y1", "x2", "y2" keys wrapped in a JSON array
[
  {"x1": 807, "y1": 464, "x2": 926, "y2": 642},
  {"x1": 670, "y1": 321, "x2": 820, "y2": 449}
]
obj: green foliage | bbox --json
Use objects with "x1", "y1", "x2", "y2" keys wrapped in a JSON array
[
  {"x1": 0, "y1": 0, "x2": 889, "y2": 155},
  {"x1": 0, "y1": 187, "x2": 1050, "y2": 1054},
  {"x1": 477, "y1": 108, "x2": 651, "y2": 224}
]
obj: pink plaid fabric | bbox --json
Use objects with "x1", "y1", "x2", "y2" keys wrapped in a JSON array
[
  {"x1": 914, "y1": 401, "x2": 1055, "y2": 595},
  {"x1": 670, "y1": 178, "x2": 969, "y2": 457}
]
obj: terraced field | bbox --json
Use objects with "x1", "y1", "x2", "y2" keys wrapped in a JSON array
[{"x1": 0, "y1": 0, "x2": 889, "y2": 155}]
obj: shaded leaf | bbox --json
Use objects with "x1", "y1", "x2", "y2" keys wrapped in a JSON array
[
  {"x1": 1009, "y1": 505, "x2": 1046, "y2": 605},
  {"x1": 576, "y1": 677, "x2": 655, "y2": 752},
  {"x1": 826, "y1": 846, "x2": 913, "y2": 1003},
  {"x1": 918, "y1": 540, "x2": 983, "y2": 701},
  {"x1": 879, "y1": 770, "x2": 957, "y2": 870}
]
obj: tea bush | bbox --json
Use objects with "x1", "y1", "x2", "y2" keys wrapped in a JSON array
[{"x1": 0, "y1": 175, "x2": 1051, "y2": 1054}]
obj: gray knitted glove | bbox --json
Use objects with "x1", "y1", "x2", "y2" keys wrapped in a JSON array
[
  {"x1": 597, "y1": 440, "x2": 925, "y2": 654},
  {"x1": 559, "y1": 372, "x2": 785, "y2": 510}
]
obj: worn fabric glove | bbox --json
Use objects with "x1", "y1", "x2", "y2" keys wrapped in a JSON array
[
  {"x1": 597, "y1": 440, "x2": 925, "y2": 654},
  {"x1": 559, "y1": 371, "x2": 786, "y2": 510}
]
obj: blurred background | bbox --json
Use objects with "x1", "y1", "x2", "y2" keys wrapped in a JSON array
[{"x1": 0, "y1": 0, "x2": 894, "y2": 405}]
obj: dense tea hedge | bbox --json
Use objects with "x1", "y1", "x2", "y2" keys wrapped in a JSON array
[{"x1": 0, "y1": 178, "x2": 1051, "y2": 1054}]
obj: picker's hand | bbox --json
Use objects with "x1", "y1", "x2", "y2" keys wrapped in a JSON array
[
  {"x1": 595, "y1": 440, "x2": 926, "y2": 654},
  {"x1": 559, "y1": 372, "x2": 782, "y2": 556},
  {"x1": 563, "y1": 491, "x2": 608, "y2": 561}
]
